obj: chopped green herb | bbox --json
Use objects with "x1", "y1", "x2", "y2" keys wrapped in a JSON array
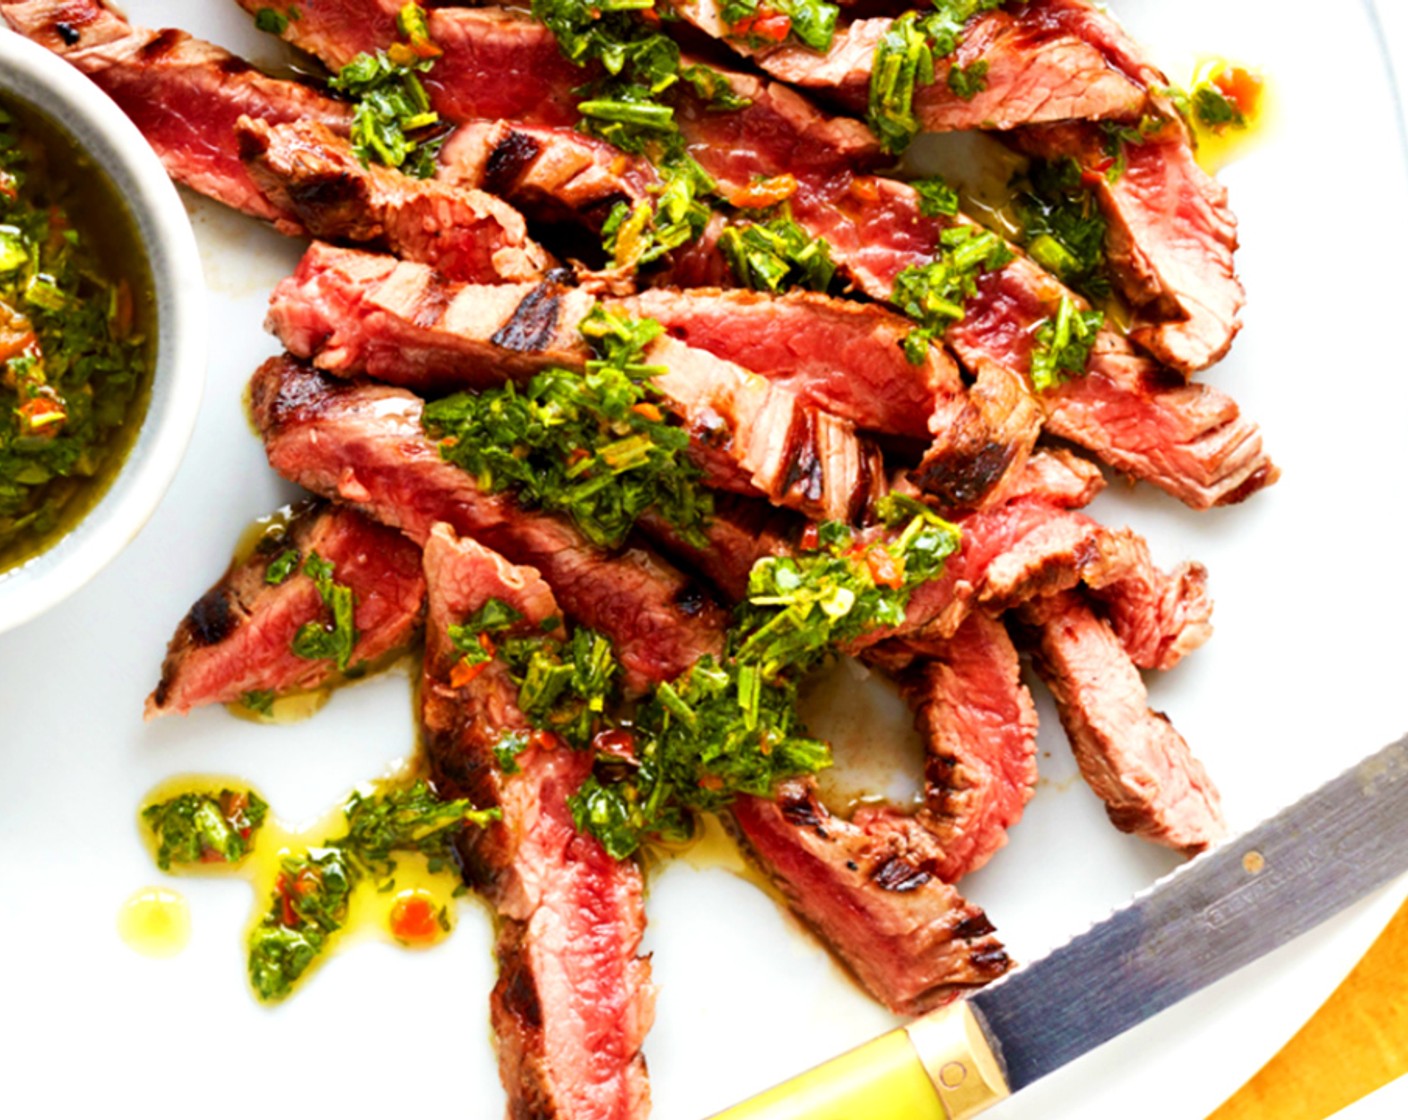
[
  {"x1": 241, "y1": 689, "x2": 277, "y2": 716},
  {"x1": 1013, "y1": 157, "x2": 1111, "y2": 301},
  {"x1": 328, "y1": 6, "x2": 446, "y2": 179},
  {"x1": 719, "y1": 210, "x2": 836, "y2": 294},
  {"x1": 1097, "y1": 114, "x2": 1165, "y2": 182},
  {"x1": 422, "y1": 305, "x2": 713, "y2": 549},
  {"x1": 867, "y1": 0, "x2": 1004, "y2": 153},
  {"x1": 912, "y1": 176, "x2": 960, "y2": 218},
  {"x1": 264, "y1": 547, "x2": 301, "y2": 586},
  {"x1": 290, "y1": 551, "x2": 360, "y2": 673},
  {"x1": 500, "y1": 626, "x2": 619, "y2": 748},
  {"x1": 142, "y1": 789, "x2": 269, "y2": 871},
  {"x1": 253, "y1": 7, "x2": 299, "y2": 34},
  {"x1": 946, "y1": 59, "x2": 989, "y2": 100},
  {"x1": 1028, "y1": 294, "x2": 1103, "y2": 392},
  {"x1": 493, "y1": 730, "x2": 530, "y2": 774},
  {"x1": 602, "y1": 155, "x2": 714, "y2": 269},
  {"x1": 891, "y1": 224, "x2": 1014, "y2": 361},
  {"x1": 1191, "y1": 84, "x2": 1246, "y2": 131},
  {"x1": 247, "y1": 781, "x2": 497, "y2": 1001}
]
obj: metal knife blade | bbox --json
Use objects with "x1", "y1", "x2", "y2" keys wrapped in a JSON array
[{"x1": 709, "y1": 733, "x2": 1408, "y2": 1120}]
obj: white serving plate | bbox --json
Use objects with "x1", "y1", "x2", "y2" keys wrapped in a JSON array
[{"x1": 1, "y1": 2, "x2": 1405, "y2": 1117}]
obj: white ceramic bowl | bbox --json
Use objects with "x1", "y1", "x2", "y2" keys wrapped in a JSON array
[{"x1": 0, "y1": 30, "x2": 205, "y2": 633}]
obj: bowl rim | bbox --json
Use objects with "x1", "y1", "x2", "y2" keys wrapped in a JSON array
[{"x1": 0, "y1": 31, "x2": 206, "y2": 634}]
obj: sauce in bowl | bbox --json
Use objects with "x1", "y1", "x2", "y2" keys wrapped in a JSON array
[{"x1": 0, "y1": 94, "x2": 155, "y2": 573}]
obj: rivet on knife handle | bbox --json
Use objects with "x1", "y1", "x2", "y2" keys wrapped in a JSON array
[
  {"x1": 705, "y1": 1003, "x2": 1009, "y2": 1120},
  {"x1": 906, "y1": 1002, "x2": 1012, "y2": 1120}
]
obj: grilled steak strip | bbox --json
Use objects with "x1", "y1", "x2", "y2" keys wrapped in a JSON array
[
  {"x1": 1014, "y1": 117, "x2": 1242, "y2": 374},
  {"x1": 897, "y1": 612, "x2": 1038, "y2": 883},
  {"x1": 421, "y1": 526, "x2": 653, "y2": 1120},
  {"x1": 1014, "y1": 590, "x2": 1225, "y2": 854},
  {"x1": 233, "y1": 0, "x2": 584, "y2": 126},
  {"x1": 0, "y1": 0, "x2": 351, "y2": 222},
  {"x1": 438, "y1": 120, "x2": 659, "y2": 232},
  {"x1": 248, "y1": 355, "x2": 726, "y2": 693},
  {"x1": 268, "y1": 244, "x2": 886, "y2": 522},
  {"x1": 728, "y1": 780, "x2": 1011, "y2": 1014},
  {"x1": 145, "y1": 501, "x2": 425, "y2": 718},
  {"x1": 236, "y1": 117, "x2": 552, "y2": 282},
  {"x1": 669, "y1": 0, "x2": 1145, "y2": 132}
]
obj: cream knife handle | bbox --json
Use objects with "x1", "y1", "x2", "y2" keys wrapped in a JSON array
[{"x1": 706, "y1": 1002, "x2": 1010, "y2": 1120}]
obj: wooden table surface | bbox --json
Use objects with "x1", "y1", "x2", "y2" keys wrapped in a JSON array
[{"x1": 1208, "y1": 895, "x2": 1408, "y2": 1119}]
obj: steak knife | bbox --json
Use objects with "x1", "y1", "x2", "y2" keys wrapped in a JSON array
[{"x1": 709, "y1": 731, "x2": 1408, "y2": 1120}]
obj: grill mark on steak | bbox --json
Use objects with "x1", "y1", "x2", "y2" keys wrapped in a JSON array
[
  {"x1": 54, "y1": 18, "x2": 78, "y2": 44},
  {"x1": 491, "y1": 277, "x2": 569, "y2": 353},
  {"x1": 871, "y1": 855, "x2": 933, "y2": 893},
  {"x1": 249, "y1": 356, "x2": 727, "y2": 693},
  {"x1": 146, "y1": 501, "x2": 426, "y2": 719},
  {"x1": 483, "y1": 129, "x2": 543, "y2": 195}
]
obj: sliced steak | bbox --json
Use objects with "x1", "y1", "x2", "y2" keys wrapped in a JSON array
[
  {"x1": 267, "y1": 243, "x2": 593, "y2": 392},
  {"x1": 728, "y1": 779, "x2": 1011, "y2": 1013},
  {"x1": 248, "y1": 355, "x2": 726, "y2": 692},
  {"x1": 1014, "y1": 120, "x2": 1242, "y2": 373},
  {"x1": 0, "y1": 0, "x2": 351, "y2": 222},
  {"x1": 269, "y1": 244, "x2": 886, "y2": 522},
  {"x1": 1085, "y1": 534, "x2": 1212, "y2": 672},
  {"x1": 236, "y1": 117, "x2": 552, "y2": 282},
  {"x1": 233, "y1": 0, "x2": 584, "y2": 127},
  {"x1": 421, "y1": 525, "x2": 653, "y2": 1120},
  {"x1": 439, "y1": 121, "x2": 658, "y2": 232},
  {"x1": 146, "y1": 501, "x2": 424, "y2": 718},
  {"x1": 1014, "y1": 590, "x2": 1225, "y2": 853},
  {"x1": 638, "y1": 496, "x2": 800, "y2": 603},
  {"x1": 897, "y1": 612, "x2": 1038, "y2": 883},
  {"x1": 743, "y1": 4, "x2": 1145, "y2": 132}
]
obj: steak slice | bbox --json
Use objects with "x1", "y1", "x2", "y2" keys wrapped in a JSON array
[
  {"x1": 439, "y1": 121, "x2": 658, "y2": 232},
  {"x1": 638, "y1": 496, "x2": 800, "y2": 603},
  {"x1": 269, "y1": 244, "x2": 886, "y2": 522},
  {"x1": 248, "y1": 355, "x2": 726, "y2": 692},
  {"x1": 896, "y1": 613, "x2": 1039, "y2": 883},
  {"x1": 738, "y1": 4, "x2": 1145, "y2": 132},
  {"x1": 267, "y1": 243, "x2": 594, "y2": 392},
  {"x1": 728, "y1": 780, "x2": 1011, "y2": 1013},
  {"x1": 145, "y1": 501, "x2": 425, "y2": 718},
  {"x1": 1014, "y1": 120, "x2": 1243, "y2": 373},
  {"x1": 236, "y1": 117, "x2": 552, "y2": 282},
  {"x1": 233, "y1": 0, "x2": 584, "y2": 127},
  {"x1": 0, "y1": 0, "x2": 351, "y2": 222},
  {"x1": 1014, "y1": 591, "x2": 1225, "y2": 853},
  {"x1": 421, "y1": 525, "x2": 653, "y2": 1120}
]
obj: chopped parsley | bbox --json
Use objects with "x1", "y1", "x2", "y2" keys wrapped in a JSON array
[
  {"x1": 1191, "y1": 84, "x2": 1246, "y2": 131},
  {"x1": 241, "y1": 689, "x2": 277, "y2": 716},
  {"x1": 247, "y1": 781, "x2": 498, "y2": 1001},
  {"x1": 719, "y1": 210, "x2": 837, "y2": 293},
  {"x1": 143, "y1": 789, "x2": 268, "y2": 871},
  {"x1": 290, "y1": 551, "x2": 360, "y2": 673},
  {"x1": 422, "y1": 305, "x2": 713, "y2": 549},
  {"x1": 1029, "y1": 294, "x2": 1103, "y2": 392},
  {"x1": 891, "y1": 225, "x2": 1014, "y2": 362},
  {"x1": 327, "y1": 4, "x2": 447, "y2": 179},
  {"x1": 912, "y1": 175, "x2": 960, "y2": 218},
  {"x1": 253, "y1": 6, "x2": 300, "y2": 34},
  {"x1": 1096, "y1": 114, "x2": 1167, "y2": 182},
  {"x1": 867, "y1": 0, "x2": 1004, "y2": 153},
  {"x1": 1013, "y1": 157, "x2": 1111, "y2": 301},
  {"x1": 264, "y1": 547, "x2": 301, "y2": 586},
  {"x1": 602, "y1": 156, "x2": 715, "y2": 269}
]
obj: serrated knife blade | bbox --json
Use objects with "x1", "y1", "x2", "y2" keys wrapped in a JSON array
[{"x1": 709, "y1": 732, "x2": 1408, "y2": 1120}]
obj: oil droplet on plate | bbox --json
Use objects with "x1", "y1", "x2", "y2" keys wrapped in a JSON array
[{"x1": 118, "y1": 887, "x2": 190, "y2": 958}]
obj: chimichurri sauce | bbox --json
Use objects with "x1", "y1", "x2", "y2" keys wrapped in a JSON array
[{"x1": 0, "y1": 96, "x2": 154, "y2": 572}]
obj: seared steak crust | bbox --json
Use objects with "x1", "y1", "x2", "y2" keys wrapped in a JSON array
[
  {"x1": 899, "y1": 613, "x2": 1039, "y2": 882},
  {"x1": 146, "y1": 501, "x2": 424, "y2": 718},
  {"x1": 421, "y1": 526, "x2": 653, "y2": 1120},
  {"x1": 248, "y1": 355, "x2": 727, "y2": 693},
  {"x1": 729, "y1": 780, "x2": 1011, "y2": 1014},
  {"x1": 236, "y1": 118, "x2": 552, "y2": 282},
  {"x1": 0, "y1": 0, "x2": 351, "y2": 222},
  {"x1": 1014, "y1": 591, "x2": 1225, "y2": 853}
]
